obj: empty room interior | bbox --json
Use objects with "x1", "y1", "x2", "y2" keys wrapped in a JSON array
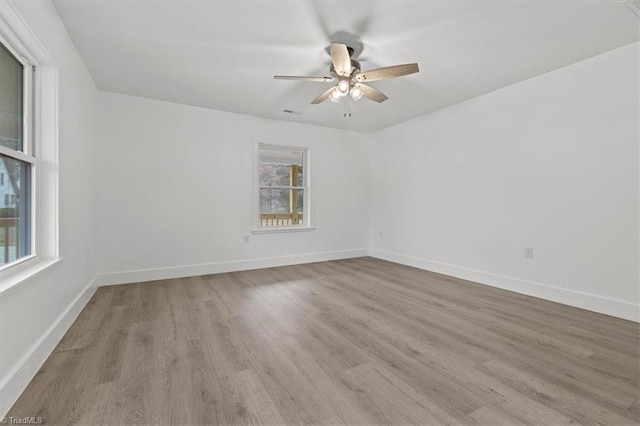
[{"x1": 0, "y1": 0, "x2": 639, "y2": 424}]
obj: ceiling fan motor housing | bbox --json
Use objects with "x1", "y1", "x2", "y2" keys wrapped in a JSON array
[{"x1": 329, "y1": 59, "x2": 361, "y2": 79}]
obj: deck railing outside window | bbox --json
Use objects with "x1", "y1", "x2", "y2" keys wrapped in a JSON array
[{"x1": 0, "y1": 214, "x2": 18, "y2": 265}]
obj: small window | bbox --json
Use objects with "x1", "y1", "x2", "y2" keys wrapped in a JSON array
[{"x1": 257, "y1": 144, "x2": 310, "y2": 229}]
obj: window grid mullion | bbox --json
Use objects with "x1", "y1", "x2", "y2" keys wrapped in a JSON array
[
  {"x1": 0, "y1": 145, "x2": 36, "y2": 164},
  {"x1": 259, "y1": 185, "x2": 304, "y2": 190}
]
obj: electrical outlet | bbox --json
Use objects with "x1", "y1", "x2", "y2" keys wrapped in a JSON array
[
  {"x1": 243, "y1": 235, "x2": 250, "y2": 244},
  {"x1": 525, "y1": 246, "x2": 534, "y2": 259}
]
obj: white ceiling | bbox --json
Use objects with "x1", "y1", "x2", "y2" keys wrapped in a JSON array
[{"x1": 53, "y1": 0, "x2": 639, "y2": 133}]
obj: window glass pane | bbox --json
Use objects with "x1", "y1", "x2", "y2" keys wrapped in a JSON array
[
  {"x1": 0, "y1": 44, "x2": 23, "y2": 151},
  {"x1": 0, "y1": 154, "x2": 30, "y2": 266},
  {"x1": 296, "y1": 189, "x2": 303, "y2": 213},
  {"x1": 259, "y1": 189, "x2": 304, "y2": 227},
  {"x1": 259, "y1": 147, "x2": 303, "y2": 168},
  {"x1": 259, "y1": 163, "x2": 291, "y2": 187},
  {"x1": 260, "y1": 188, "x2": 290, "y2": 213},
  {"x1": 259, "y1": 163, "x2": 304, "y2": 187},
  {"x1": 259, "y1": 188, "x2": 305, "y2": 214},
  {"x1": 295, "y1": 165, "x2": 303, "y2": 187}
]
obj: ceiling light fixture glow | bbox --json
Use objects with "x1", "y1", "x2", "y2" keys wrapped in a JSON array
[
  {"x1": 350, "y1": 86, "x2": 364, "y2": 102},
  {"x1": 336, "y1": 79, "x2": 349, "y2": 97},
  {"x1": 329, "y1": 88, "x2": 341, "y2": 103}
]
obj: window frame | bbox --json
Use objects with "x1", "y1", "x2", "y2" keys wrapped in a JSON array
[
  {"x1": 252, "y1": 143, "x2": 314, "y2": 234},
  {"x1": 0, "y1": 1, "x2": 60, "y2": 294},
  {"x1": 0, "y1": 35, "x2": 36, "y2": 269}
]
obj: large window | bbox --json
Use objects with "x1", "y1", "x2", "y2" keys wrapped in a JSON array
[
  {"x1": 257, "y1": 144, "x2": 310, "y2": 230},
  {"x1": 0, "y1": 2, "x2": 59, "y2": 291},
  {"x1": 0, "y1": 41, "x2": 33, "y2": 267}
]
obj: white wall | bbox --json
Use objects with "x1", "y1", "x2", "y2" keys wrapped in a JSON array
[
  {"x1": 369, "y1": 42, "x2": 639, "y2": 321},
  {"x1": 0, "y1": 0, "x2": 99, "y2": 415},
  {"x1": 0, "y1": 1, "x2": 636, "y2": 419},
  {"x1": 95, "y1": 43, "x2": 639, "y2": 319},
  {"x1": 96, "y1": 92, "x2": 369, "y2": 284}
]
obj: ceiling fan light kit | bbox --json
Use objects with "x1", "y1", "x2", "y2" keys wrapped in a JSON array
[
  {"x1": 350, "y1": 85, "x2": 364, "y2": 102},
  {"x1": 336, "y1": 79, "x2": 350, "y2": 95},
  {"x1": 274, "y1": 42, "x2": 419, "y2": 106}
]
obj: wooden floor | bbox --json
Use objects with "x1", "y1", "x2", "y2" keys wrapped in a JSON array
[{"x1": 8, "y1": 257, "x2": 640, "y2": 425}]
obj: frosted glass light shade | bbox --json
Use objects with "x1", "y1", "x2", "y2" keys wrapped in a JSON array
[
  {"x1": 336, "y1": 80, "x2": 349, "y2": 96},
  {"x1": 350, "y1": 86, "x2": 364, "y2": 101}
]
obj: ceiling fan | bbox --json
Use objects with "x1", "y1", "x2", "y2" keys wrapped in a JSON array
[{"x1": 274, "y1": 42, "x2": 419, "y2": 104}]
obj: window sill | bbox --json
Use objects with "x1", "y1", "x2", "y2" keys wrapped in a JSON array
[
  {"x1": 252, "y1": 226, "x2": 316, "y2": 234},
  {"x1": 0, "y1": 257, "x2": 62, "y2": 297}
]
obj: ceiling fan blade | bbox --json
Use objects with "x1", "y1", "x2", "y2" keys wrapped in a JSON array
[
  {"x1": 355, "y1": 63, "x2": 419, "y2": 83},
  {"x1": 358, "y1": 84, "x2": 388, "y2": 103},
  {"x1": 274, "y1": 75, "x2": 334, "y2": 82},
  {"x1": 330, "y1": 42, "x2": 352, "y2": 77},
  {"x1": 311, "y1": 86, "x2": 336, "y2": 104}
]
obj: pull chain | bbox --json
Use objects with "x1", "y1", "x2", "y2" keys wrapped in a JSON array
[{"x1": 343, "y1": 97, "x2": 352, "y2": 118}]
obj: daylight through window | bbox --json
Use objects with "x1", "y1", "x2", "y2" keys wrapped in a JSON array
[
  {"x1": 258, "y1": 145, "x2": 308, "y2": 228},
  {"x1": 0, "y1": 41, "x2": 33, "y2": 267}
]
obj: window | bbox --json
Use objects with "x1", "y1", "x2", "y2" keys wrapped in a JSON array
[
  {"x1": 0, "y1": 41, "x2": 33, "y2": 267},
  {"x1": 0, "y1": 0, "x2": 59, "y2": 291},
  {"x1": 255, "y1": 144, "x2": 312, "y2": 231}
]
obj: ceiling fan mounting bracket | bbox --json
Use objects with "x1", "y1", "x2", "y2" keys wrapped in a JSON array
[{"x1": 345, "y1": 46, "x2": 355, "y2": 57}]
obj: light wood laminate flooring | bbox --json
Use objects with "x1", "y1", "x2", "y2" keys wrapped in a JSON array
[{"x1": 7, "y1": 257, "x2": 640, "y2": 425}]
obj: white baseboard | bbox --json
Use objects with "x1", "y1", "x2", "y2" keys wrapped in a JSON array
[
  {"x1": 0, "y1": 277, "x2": 98, "y2": 417},
  {"x1": 369, "y1": 249, "x2": 639, "y2": 323},
  {"x1": 97, "y1": 249, "x2": 369, "y2": 286}
]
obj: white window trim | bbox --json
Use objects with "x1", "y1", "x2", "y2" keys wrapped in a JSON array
[
  {"x1": 0, "y1": 0, "x2": 60, "y2": 294},
  {"x1": 251, "y1": 142, "x2": 315, "y2": 234},
  {"x1": 252, "y1": 226, "x2": 315, "y2": 234}
]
